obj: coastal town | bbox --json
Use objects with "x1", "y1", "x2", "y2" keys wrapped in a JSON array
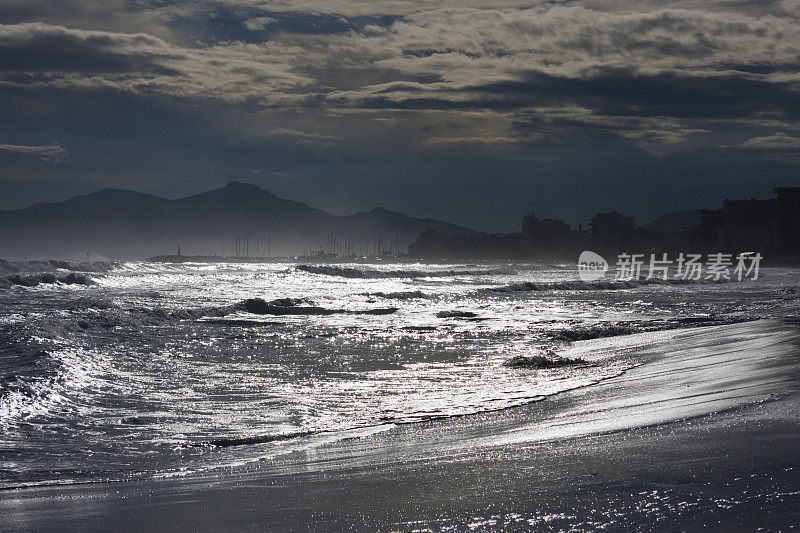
[{"x1": 409, "y1": 187, "x2": 800, "y2": 263}]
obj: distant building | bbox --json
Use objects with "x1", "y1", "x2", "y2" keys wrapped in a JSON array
[
  {"x1": 703, "y1": 187, "x2": 800, "y2": 253},
  {"x1": 522, "y1": 212, "x2": 572, "y2": 243},
  {"x1": 590, "y1": 211, "x2": 635, "y2": 237},
  {"x1": 774, "y1": 187, "x2": 800, "y2": 253},
  {"x1": 721, "y1": 197, "x2": 776, "y2": 252},
  {"x1": 700, "y1": 208, "x2": 723, "y2": 228},
  {"x1": 413, "y1": 187, "x2": 800, "y2": 261},
  {"x1": 522, "y1": 211, "x2": 536, "y2": 237},
  {"x1": 699, "y1": 208, "x2": 723, "y2": 249}
]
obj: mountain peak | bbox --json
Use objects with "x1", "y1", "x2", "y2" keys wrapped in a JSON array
[
  {"x1": 224, "y1": 180, "x2": 259, "y2": 191},
  {"x1": 82, "y1": 187, "x2": 157, "y2": 202},
  {"x1": 0, "y1": 181, "x2": 483, "y2": 258},
  {"x1": 361, "y1": 206, "x2": 400, "y2": 216},
  {"x1": 181, "y1": 180, "x2": 282, "y2": 207},
  {"x1": 96, "y1": 187, "x2": 132, "y2": 195},
  {"x1": 218, "y1": 180, "x2": 276, "y2": 199}
]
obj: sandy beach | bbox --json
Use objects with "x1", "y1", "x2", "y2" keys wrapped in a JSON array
[
  {"x1": 3, "y1": 319, "x2": 799, "y2": 531},
  {"x1": 4, "y1": 0, "x2": 800, "y2": 526}
]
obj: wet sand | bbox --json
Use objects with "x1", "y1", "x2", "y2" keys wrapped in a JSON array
[{"x1": 3, "y1": 320, "x2": 800, "y2": 531}]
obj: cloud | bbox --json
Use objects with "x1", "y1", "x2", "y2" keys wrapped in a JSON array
[
  {"x1": 721, "y1": 131, "x2": 800, "y2": 165},
  {"x1": 332, "y1": 7, "x2": 800, "y2": 97},
  {"x1": 423, "y1": 134, "x2": 528, "y2": 146},
  {"x1": 0, "y1": 142, "x2": 69, "y2": 162},
  {"x1": 0, "y1": 0, "x2": 176, "y2": 39},
  {"x1": 782, "y1": 0, "x2": 800, "y2": 15},
  {"x1": 0, "y1": 22, "x2": 312, "y2": 102},
  {"x1": 4, "y1": 6, "x2": 800, "y2": 118},
  {"x1": 243, "y1": 16, "x2": 278, "y2": 31},
  {"x1": 5, "y1": 0, "x2": 800, "y2": 228},
  {"x1": 2, "y1": 3, "x2": 800, "y2": 158},
  {"x1": 269, "y1": 128, "x2": 343, "y2": 144},
  {"x1": 188, "y1": 0, "x2": 548, "y2": 18},
  {"x1": 197, "y1": 0, "x2": 795, "y2": 18},
  {"x1": 735, "y1": 132, "x2": 800, "y2": 149},
  {"x1": 307, "y1": 5, "x2": 800, "y2": 152},
  {"x1": 720, "y1": 131, "x2": 800, "y2": 164}
]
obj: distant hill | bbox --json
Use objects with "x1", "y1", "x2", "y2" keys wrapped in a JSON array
[
  {"x1": 644, "y1": 209, "x2": 702, "y2": 232},
  {"x1": 0, "y1": 181, "x2": 483, "y2": 259}
]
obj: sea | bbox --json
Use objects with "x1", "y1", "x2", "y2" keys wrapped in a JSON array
[{"x1": 1, "y1": 259, "x2": 799, "y2": 489}]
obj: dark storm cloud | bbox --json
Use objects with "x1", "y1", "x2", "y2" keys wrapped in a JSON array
[
  {"x1": 3, "y1": 5, "x2": 800, "y2": 126},
  {"x1": 2, "y1": 1, "x2": 800, "y2": 229},
  {"x1": 0, "y1": 22, "x2": 311, "y2": 100},
  {"x1": 323, "y1": 7, "x2": 800, "y2": 109},
  {"x1": 329, "y1": 70, "x2": 800, "y2": 118},
  {"x1": 476, "y1": 71, "x2": 800, "y2": 120},
  {"x1": 0, "y1": 24, "x2": 182, "y2": 75}
]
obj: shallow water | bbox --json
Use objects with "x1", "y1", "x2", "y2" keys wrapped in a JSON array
[{"x1": 1, "y1": 261, "x2": 799, "y2": 488}]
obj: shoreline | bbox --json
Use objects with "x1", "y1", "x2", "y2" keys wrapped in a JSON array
[{"x1": 2, "y1": 320, "x2": 799, "y2": 530}]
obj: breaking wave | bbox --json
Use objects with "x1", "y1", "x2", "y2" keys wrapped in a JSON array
[
  {"x1": 40, "y1": 295, "x2": 399, "y2": 331},
  {"x1": 238, "y1": 298, "x2": 397, "y2": 316},
  {"x1": 503, "y1": 353, "x2": 589, "y2": 369},
  {"x1": 363, "y1": 290, "x2": 429, "y2": 300},
  {"x1": 62, "y1": 301, "x2": 236, "y2": 330},
  {"x1": 436, "y1": 310, "x2": 480, "y2": 319},
  {"x1": 486, "y1": 277, "x2": 731, "y2": 293},
  {"x1": 0, "y1": 332, "x2": 59, "y2": 422},
  {"x1": 0, "y1": 272, "x2": 97, "y2": 289},
  {"x1": 0, "y1": 328, "x2": 105, "y2": 425},
  {"x1": 546, "y1": 317, "x2": 736, "y2": 342},
  {"x1": 0, "y1": 259, "x2": 114, "y2": 275},
  {"x1": 185, "y1": 430, "x2": 314, "y2": 449},
  {"x1": 295, "y1": 264, "x2": 517, "y2": 279}
]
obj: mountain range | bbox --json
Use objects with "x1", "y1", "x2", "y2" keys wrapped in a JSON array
[{"x1": 0, "y1": 181, "x2": 483, "y2": 259}]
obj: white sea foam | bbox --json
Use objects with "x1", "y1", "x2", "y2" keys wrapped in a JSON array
[{"x1": 0, "y1": 262, "x2": 798, "y2": 488}]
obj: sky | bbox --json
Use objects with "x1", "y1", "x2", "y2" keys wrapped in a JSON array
[{"x1": 2, "y1": 0, "x2": 800, "y2": 232}]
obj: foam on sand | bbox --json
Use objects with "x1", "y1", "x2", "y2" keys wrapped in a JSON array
[
  {"x1": 243, "y1": 319, "x2": 800, "y2": 471},
  {"x1": 2, "y1": 320, "x2": 799, "y2": 531},
  {"x1": 487, "y1": 319, "x2": 800, "y2": 447}
]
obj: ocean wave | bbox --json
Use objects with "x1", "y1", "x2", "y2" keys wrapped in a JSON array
[
  {"x1": 0, "y1": 259, "x2": 115, "y2": 275},
  {"x1": 0, "y1": 332, "x2": 109, "y2": 429},
  {"x1": 436, "y1": 310, "x2": 480, "y2": 319},
  {"x1": 58, "y1": 296, "x2": 396, "y2": 331},
  {"x1": 67, "y1": 295, "x2": 396, "y2": 330},
  {"x1": 503, "y1": 353, "x2": 589, "y2": 369},
  {"x1": 549, "y1": 322, "x2": 645, "y2": 341},
  {"x1": 74, "y1": 311, "x2": 155, "y2": 330},
  {"x1": 547, "y1": 317, "x2": 730, "y2": 342},
  {"x1": 486, "y1": 277, "x2": 731, "y2": 293},
  {"x1": 363, "y1": 290, "x2": 429, "y2": 300},
  {"x1": 238, "y1": 298, "x2": 397, "y2": 316},
  {"x1": 196, "y1": 318, "x2": 284, "y2": 327},
  {"x1": 67, "y1": 302, "x2": 236, "y2": 330},
  {"x1": 68, "y1": 296, "x2": 117, "y2": 310},
  {"x1": 295, "y1": 264, "x2": 517, "y2": 279},
  {"x1": 0, "y1": 272, "x2": 97, "y2": 289},
  {"x1": 184, "y1": 430, "x2": 314, "y2": 448},
  {"x1": 0, "y1": 331, "x2": 64, "y2": 423}
]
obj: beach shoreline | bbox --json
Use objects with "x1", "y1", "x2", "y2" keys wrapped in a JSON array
[{"x1": 3, "y1": 320, "x2": 799, "y2": 531}]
